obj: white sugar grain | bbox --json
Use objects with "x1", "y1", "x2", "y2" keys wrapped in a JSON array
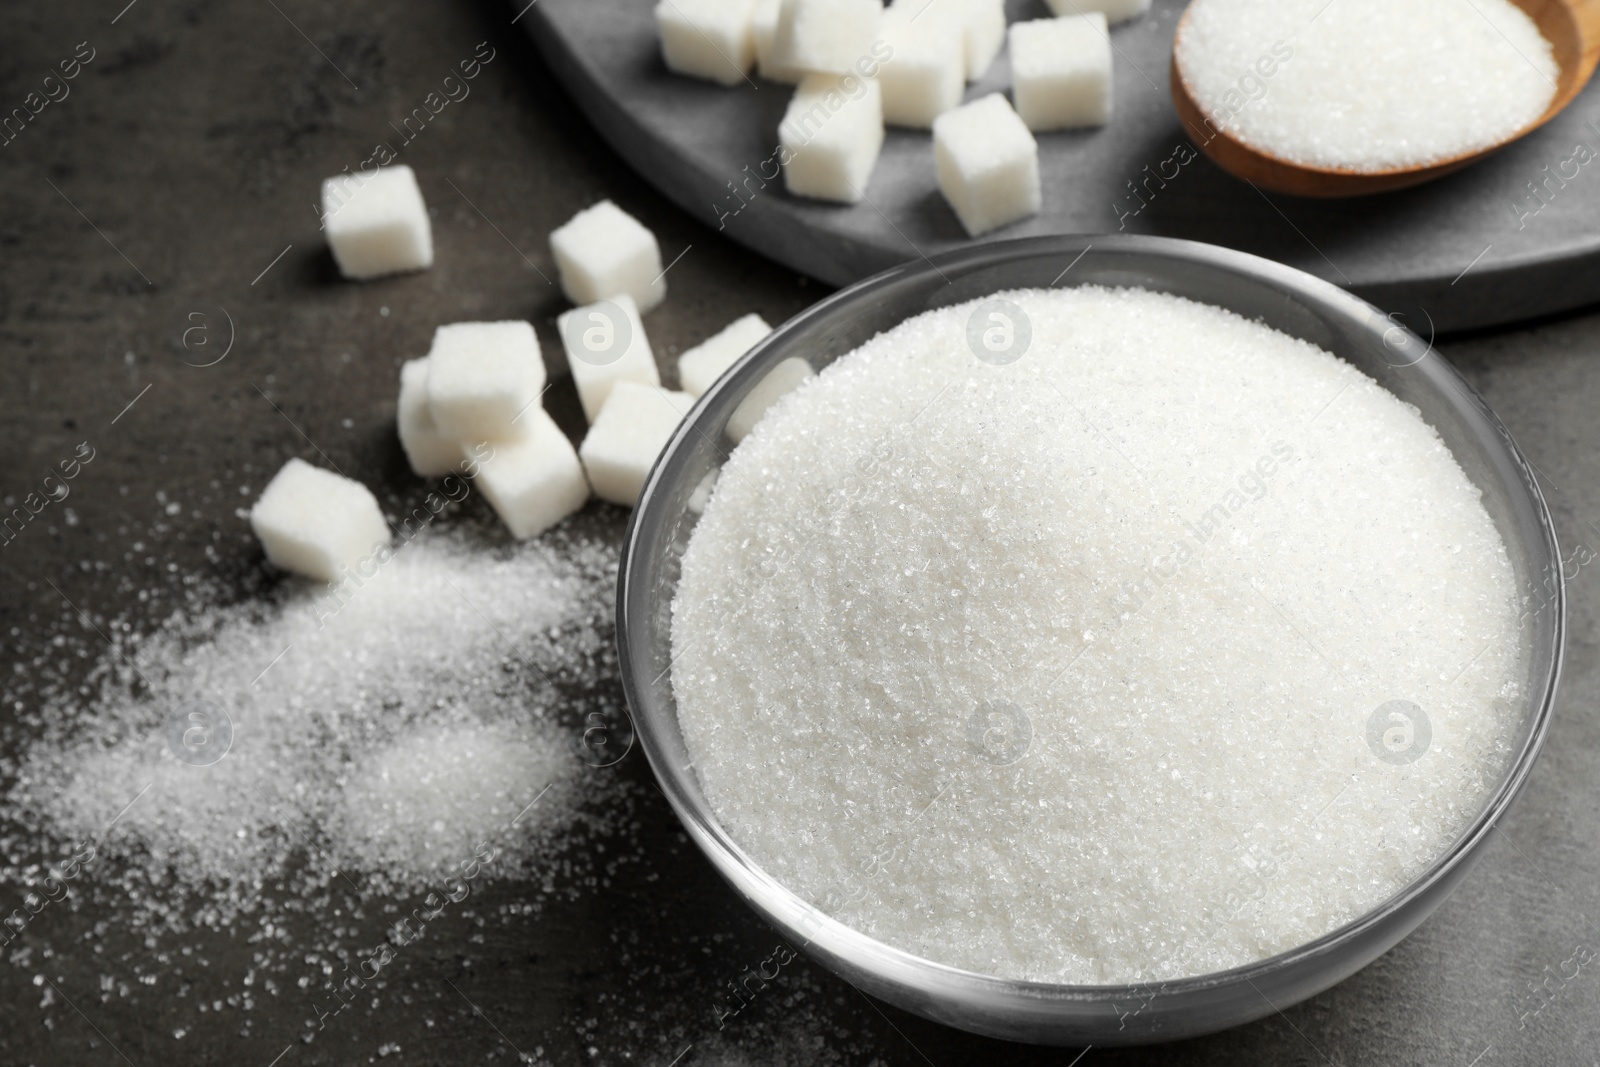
[
  {"x1": 1177, "y1": 0, "x2": 1557, "y2": 172},
  {"x1": 670, "y1": 285, "x2": 1527, "y2": 983},
  {"x1": 330, "y1": 719, "x2": 575, "y2": 884},
  {"x1": 5, "y1": 528, "x2": 614, "y2": 921}
]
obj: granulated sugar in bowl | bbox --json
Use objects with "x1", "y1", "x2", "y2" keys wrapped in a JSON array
[{"x1": 617, "y1": 236, "x2": 1563, "y2": 1046}]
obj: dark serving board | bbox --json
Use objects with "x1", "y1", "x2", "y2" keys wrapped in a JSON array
[{"x1": 522, "y1": 0, "x2": 1600, "y2": 332}]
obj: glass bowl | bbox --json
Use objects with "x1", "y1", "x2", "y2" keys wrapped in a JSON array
[{"x1": 615, "y1": 235, "x2": 1564, "y2": 1046}]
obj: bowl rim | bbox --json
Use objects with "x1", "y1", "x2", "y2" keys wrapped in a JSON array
[{"x1": 616, "y1": 233, "x2": 1565, "y2": 1007}]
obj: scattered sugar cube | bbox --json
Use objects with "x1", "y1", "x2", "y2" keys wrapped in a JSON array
[
  {"x1": 727, "y1": 356, "x2": 815, "y2": 442},
  {"x1": 932, "y1": 93, "x2": 1042, "y2": 237},
  {"x1": 1045, "y1": 0, "x2": 1149, "y2": 25},
  {"x1": 877, "y1": 6, "x2": 965, "y2": 128},
  {"x1": 549, "y1": 201, "x2": 666, "y2": 313},
  {"x1": 250, "y1": 458, "x2": 391, "y2": 583},
  {"x1": 687, "y1": 469, "x2": 719, "y2": 514},
  {"x1": 470, "y1": 409, "x2": 590, "y2": 539},
  {"x1": 957, "y1": 0, "x2": 1005, "y2": 80},
  {"x1": 678, "y1": 313, "x2": 774, "y2": 397},
  {"x1": 753, "y1": 0, "x2": 804, "y2": 82},
  {"x1": 397, "y1": 358, "x2": 462, "y2": 477},
  {"x1": 772, "y1": 0, "x2": 883, "y2": 76},
  {"x1": 425, "y1": 321, "x2": 546, "y2": 442},
  {"x1": 559, "y1": 294, "x2": 662, "y2": 422},
  {"x1": 895, "y1": 0, "x2": 1003, "y2": 81},
  {"x1": 579, "y1": 383, "x2": 695, "y2": 506},
  {"x1": 1010, "y1": 15, "x2": 1112, "y2": 131},
  {"x1": 320, "y1": 164, "x2": 433, "y2": 281},
  {"x1": 779, "y1": 73, "x2": 885, "y2": 203},
  {"x1": 657, "y1": 0, "x2": 759, "y2": 86}
]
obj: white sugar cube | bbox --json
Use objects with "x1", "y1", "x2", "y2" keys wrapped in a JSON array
[
  {"x1": 579, "y1": 383, "x2": 695, "y2": 506},
  {"x1": 425, "y1": 321, "x2": 546, "y2": 442},
  {"x1": 678, "y1": 313, "x2": 774, "y2": 397},
  {"x1": 895, "y1": 0, "x2": 1003, "y2": 81},
  {"x1": 320, "y1": 164, "x2": 433, "y2": 281},
  {"x1": 1045, "y1": 0, "x2": 1149, "y2": 25},
  {"x1": 687, "y1": 469, "x2": 719, "y2": 514},
  {"x1": 877, "y1": 7, "x2": 964, "y2": 128},
  {"x1": 779, "y1": 74, "x2": 885, "y2": 203},
  {"x1": 549, "y1": 200, "x2": 666, "y2": 313},
  {"x1": 559, "y1": 294, "x2": 661, "y2": 423},
  {"x1": 250, "y1": 458, "x2": 391, "y2": 583},
  {"x1": 727, "y1": 356, "x2": 815, "y2": 442},
  {"x1": 657, "y1": 0, "x2": 759, "y2": 86},
  {"x1": 469, "y1": 409, "x2": 590, "y2": 539},
  {"x1": 958, "y1": 0, "x2": 1005, "y2": 80},
  {"x1": 932, "y1": 93, "x2": 1041, "y2": 237},
  {"x1": 753, "y1": 0, "x2": 804, "y2": 82},
  {"x1": 397, "y1": 358, "x2": 462, "y2": 477},
  {"x1": 772, "y1": 0, "x2": 883, "y2": 76},
  {"x1": 1011, "y1": 15, "x2": 1112, "y2": 131}
]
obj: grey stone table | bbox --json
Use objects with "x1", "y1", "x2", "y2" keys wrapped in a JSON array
[{"x1": 0, "y1": 1, "x2": 1596, "y2": 1065}]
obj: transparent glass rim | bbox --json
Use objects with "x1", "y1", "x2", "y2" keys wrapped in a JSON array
[{"x1": 616, "y1": 234, "x2": 1565, "y2": 1044}]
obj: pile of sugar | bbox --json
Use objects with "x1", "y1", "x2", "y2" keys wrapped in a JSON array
[
  {"x1": 3, "y1": 527, "x2": 620, "y2": 925},
  {"x1": 671, "y1": 286, "x2": 1527, "y2": 983},
  {"x1": 1177, "y1": 0, "x2": 1558, "y2": 171}
]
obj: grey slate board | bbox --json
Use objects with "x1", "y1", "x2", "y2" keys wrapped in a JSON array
[{"x1": 522, "y1": 0, "x2": 1600, "y2": 331}]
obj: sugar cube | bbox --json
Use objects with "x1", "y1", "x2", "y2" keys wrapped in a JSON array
[
  {"x1": 958, "y1": 0, "x2": 1005, "y2": 80},
  {"x1": 687, "y1": 469, "x2": 719, "y2": 514},
  {"x1": 657, "y1": 0, "x2": 759, "y2": 86},
  {"x1": 772, "y1": 0, "x2": 883, "y2": 76},
  {"x1": 727, "y1": 356, "x2": 815, "y2": 442},
  {"x1": 559, "y1": 294, "x2": 662, "y2": 422},
  {"x1": 1010, "y1": 15, "x2": 1112, "y2": 131},
  {"x1": 425, "y1": 321, "x2": 546, "y2": 442},
  {"x1": 932, "y1": 93, "x2": 1041, "y2": 237},
  {"x1": 468, "y1": 409, "x2": 590, "y2": 539},
  {"x1": 579, "y1": 383, "x2": 695, "y2": 506},
  {"x1": 753, "y1": 0, "x2": 804, "y2": 82},
  {"x1": 1045, "y1": 0, "x2": 1149, "y2": 25},
  {"x1": 319, "y1": 164, "x2": 433, "y2": 281},
  {"x1": 397, "y1": 358, "x2": 462, "y2": 477},
  {"x1": 549, "y1": 200, "x2": 666, "y2": 313},
  {"x1": 250, "y1": 458, "x2": 391, "y2": 583},
  {"x1": 895, "y1": 0, "x2": 1003, "y2": 81},
  {"x1": 779, "y1": 73, "x2": 885, "y2": 203},
  {"x1": 678, "y1": 313, "x2": 774, "y2": 397},
  {"x1": 876, "y1": 6, "x2": 964, "y2": 128}
]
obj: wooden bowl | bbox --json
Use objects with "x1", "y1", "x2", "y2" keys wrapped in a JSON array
[{"x1": 1171, "y1": 0, "x2": 1600, "y2": 197}]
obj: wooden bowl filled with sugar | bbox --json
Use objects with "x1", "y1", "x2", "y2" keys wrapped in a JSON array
[{"x1": 1171, "y1": 0, "x2": 1600, "y2": 196}]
